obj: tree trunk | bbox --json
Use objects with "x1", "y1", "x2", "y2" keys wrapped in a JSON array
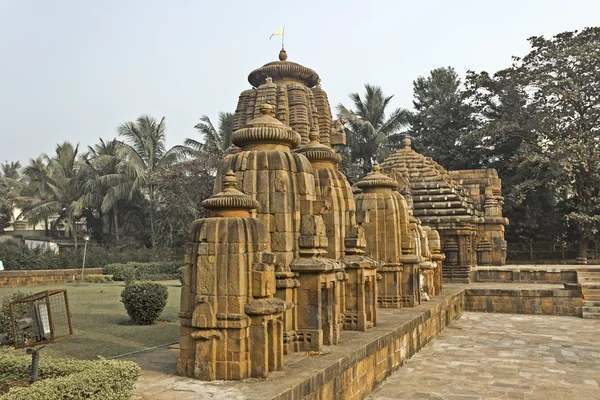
[
  {"x1": 113, "y1": 206, "x2": 120, "y2": 242},
  {"x1": 73, "y1": 226, "x2": 78, "y2": 249},
  {"x1": 577, "y1": 229, "x2": 589, "y2": 264},
  {"x1": 149, "y1": 186, "x2": 156, "y2": 250}
]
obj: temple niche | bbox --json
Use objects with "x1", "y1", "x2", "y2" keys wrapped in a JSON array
[
  {"x1": 380, "y1": 137, "x2": 509, "y2": 283},
  {"x1": 179, "y1": 50, "x2": 446, "y2": 381}
]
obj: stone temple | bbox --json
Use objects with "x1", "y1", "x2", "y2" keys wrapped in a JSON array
[
  {"x1": 178, "y1": 49, "x2": 508, "y2": 381},
  {"x1": 380, "y1": 138, "x2": 509, "y2": 282}
]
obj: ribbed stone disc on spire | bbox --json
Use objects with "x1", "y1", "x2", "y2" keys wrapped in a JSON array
[
  {"x1": 231, "y1": 103, "x2": 302, "y2": 149},
  {"x1": 202, "y1": 170, "x2": 259, "y2": 212},
  {"x1": 355, "y1": 163, "x2": 399, "y2": 190},
  {"x1": 248, "y1": 50, "x2": 320, "y2": 88},
  {"x1": 295, "y1": 129, "x2": 342, "y2": 164}
]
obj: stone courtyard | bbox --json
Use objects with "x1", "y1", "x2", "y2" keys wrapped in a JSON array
[{"x1": 368, "y1": 312, "x2": 600, "y2": 400}]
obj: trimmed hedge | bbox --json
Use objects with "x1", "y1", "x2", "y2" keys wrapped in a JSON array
[
  {"x1": 0, "y1": 348, "x2": 140, "y2": 399},
  {"x1": 178, "y1": 266, "x2": 186, "y2": 285},
  {"x1": 105, "y1": 262, "x2": 183, "y2": 282},
  {"x1": 0, "y1": 241, "x2": 160, "y2": 271},
  {"x1": 84, "y1": 274, "x2": 114, "y2": 283},
  {"x1": 0, "y1": 292, "x2": 32, "y2": 345},
  {"x1": 121, "y1": 282, "x2": 168, "y2": 325}
]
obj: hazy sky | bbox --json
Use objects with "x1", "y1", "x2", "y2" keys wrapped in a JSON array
[{"x1": 1, "y1": 0, "x2": 599, "y2": 164}]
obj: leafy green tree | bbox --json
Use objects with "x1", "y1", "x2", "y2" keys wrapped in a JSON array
[
  {"x1": 510, "y1": 28, "x2": 600, "y2": 260},
  {"x1": 408, "y1": 67, "x2": 478, "y2": 169},
  {"x1": 154, "y1": 158, "x2": 215, "y2": 250},
  {"x1": 117, "y1": 115, "x2": 184, "y2": 249},
  {"x1": 337, "y1": 84, "x2": 410, "y2": 178},
  {"x1": 467, "y1": 28, "x2": 600, "y2": 259},
  {"x1": 464, "y1": 70, "x2": 563, "y2": 242}
]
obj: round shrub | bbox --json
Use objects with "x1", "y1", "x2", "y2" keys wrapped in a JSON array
[{"x1": 120, "y1": 282, "x2": 168, "y2": 325}]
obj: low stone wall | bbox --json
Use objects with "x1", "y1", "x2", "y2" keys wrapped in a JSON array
[
  {"x1": 0, "y1": 268, "x2": 104, "y2": 288},
  {"x1": 471, "y1": 268, "x2": 578, "y2": 284},
  {"x1": 311, "y1": 293, "x2": 464, "y2": 399},
  {"x1": 464, "y1": 287, "x2": 583, "y2": 317}
]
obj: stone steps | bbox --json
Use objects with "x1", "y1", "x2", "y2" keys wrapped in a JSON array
[
  {"x1": 582, "y1": 289, "x2": 600, "y2": 298},
  {"x1": 580, "y1": 283, "x2": 600, "y2": 289},
  {"x1": 577, "y1": 273, "x2": 600, "y2": 318},
  {"x1": 577, "y1": 276, "x2": 600, "y2": 282},
  {"x1": 442, "y1": 266, "x2": 471, "y2": 284},
  {"x1": 582, "y1": 307, "x2": 600, "y2": 319}
]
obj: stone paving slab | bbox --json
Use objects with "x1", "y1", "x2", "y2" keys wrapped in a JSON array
[{"x1": 367, "y1": 312, "x2": 600, "y2": 400}]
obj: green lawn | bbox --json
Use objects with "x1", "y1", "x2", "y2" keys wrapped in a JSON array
[{"x1": 0, "y1": 280, "x2": 182, "y2": 360}]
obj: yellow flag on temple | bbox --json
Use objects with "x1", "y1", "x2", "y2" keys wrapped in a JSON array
[{"x1": 270, "y1": 27, "x2": 285, "y2": 39}]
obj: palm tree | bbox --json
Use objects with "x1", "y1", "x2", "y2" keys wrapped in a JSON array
[
  {"x1": 186, "y1": 112, "x2": 234, "y2": 162},
  {"x1": 116, "y1": 115, "x2": 184, "y2": 249},
  {"x1": 0, "y1": 161, "x2": 21, "y2": 230},
  {"x1": 337, "y1": 84, "x2": 410, "y2": 176},
  {"x1": 79, "y1": 138, "x2": 125, "y2": 242},
  {"x1": 1, "y1": 161, "x2": 21, "y2": 180},
  {"x1": 21, "y1": 142, "x2": 86, "y2": 247}
]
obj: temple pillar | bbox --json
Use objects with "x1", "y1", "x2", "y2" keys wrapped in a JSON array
[
  {"x1": 342, "y1": 224, "x2": 378, "y2": 331},
  {"x1": 274, "y1": 263, "x2": 300, "y2": 354},
  {"x1": 290, "y1": 203, "x2": 343, "y2": 351}
]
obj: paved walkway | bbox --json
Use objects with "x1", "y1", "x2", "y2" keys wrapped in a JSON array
[{"x1": 368, "y1": 312, "x2": 600, "y2": 400}]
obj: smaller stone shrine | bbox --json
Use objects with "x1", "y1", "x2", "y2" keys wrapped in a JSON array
[
  {"x1": 354, "y1": 164, "x2": 443, "y2": 307},
  {"x1": 354, "y1": 165, "x2": 407, "y2": 308},
  {"x1": 178, "y1": 171, "x2": 288, "y2": 380}
]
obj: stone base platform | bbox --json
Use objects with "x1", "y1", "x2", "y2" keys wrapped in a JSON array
[
  {"x1": 471, "y1": 264, "x2": 600, "y2": 284},
  {"x1": 129, "y1": 288, "x2": 465, "y2": 400},
  {"x1": 129, "y1": 283, "x2": 585, "y2": 399}
]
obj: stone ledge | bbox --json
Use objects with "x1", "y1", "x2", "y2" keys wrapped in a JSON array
[
  {"x1": 471, "y1": 267, "x2": 578, "y2": 284},
  {"x1": 0, "y1": 268, "x2": 104, "y2": 288},
  {"x1": 465, "y1": 287, "x2": 583, "y2": 317}
]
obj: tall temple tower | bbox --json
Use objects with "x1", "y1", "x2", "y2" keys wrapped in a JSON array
[{"x1": 179, "y1": 49, "x2": 445, "y2": 381}]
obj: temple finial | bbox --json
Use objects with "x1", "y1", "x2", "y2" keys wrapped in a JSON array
[
  {"x1": 279, "y1": 49, "x2": 288, "y2": 61},
  {"x1": 259, "y1": 103, "x2": 275, "y2": 116},
  {"x1": 402, "y1": 136, "x2": 412, "y2": 149},
  {"x1": 223, "y1": 170, "x2": 237, "y2": 190},
  {"x1": 309, "y1": 129, "x2": 320, "y2": 144}
]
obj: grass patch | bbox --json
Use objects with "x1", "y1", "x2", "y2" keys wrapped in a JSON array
[{"x1": 0, "y1": 281, "x2": 181, "y2": 360}]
